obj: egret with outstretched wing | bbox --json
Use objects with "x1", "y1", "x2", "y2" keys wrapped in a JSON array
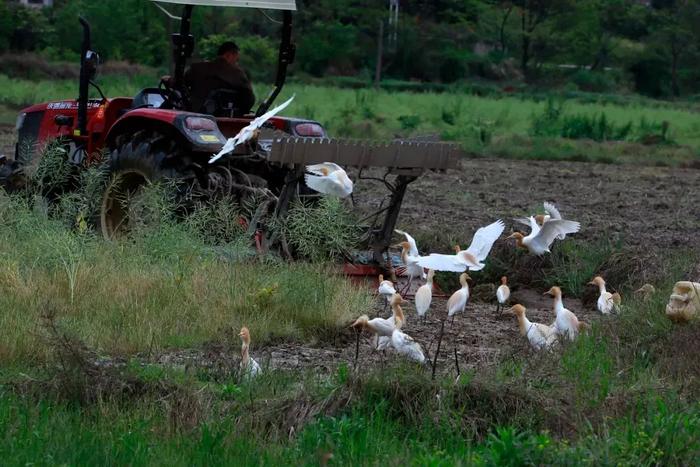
[
  {"x1": 417, "y1": 219, "x2": 505, "y2": 272},
  {"x1": 507, "y1": 216, "x2": 580, "y2": 256},
  {"x1": 304, "y1": 162, "x2": 353, "y2": 198}
]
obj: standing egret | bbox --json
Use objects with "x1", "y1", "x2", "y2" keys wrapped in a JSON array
[
  {"x1": 496, "y1": 276, "x2": 510, "y2": 314},
  {"x1": 544, "y1": 286, "x2": 586, "y2": 341},
  {"x1": 588, "y1": 276, "x2": 620, "y2": 314},
  {"x1": 352, "y1": 293, "x2": 406, "y2": 365},
  {"x1": 377, "y1": 274, "x2": 396, "y2": 313},
  {"x1": 390, "y1": 329, "x2": 426, "y2": 364},
  {"x1": 507, "y1": 304, "x2": 558, "y2": 350},
  {"x1": 414, "y1": 269, "x2": 434, "y2": 321},
  {"x1": 432, "y1": 273, "x2": 470, "y2": 380},
  {"x1": 239, "y1": 327, "x2": 262, "y2": 379}
]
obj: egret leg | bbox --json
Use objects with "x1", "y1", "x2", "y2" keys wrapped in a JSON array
[
  {"x1": 354, "y1": 329, "x2": 361, "y2": 370},
  {"x1": 453, "y1": 347, "x2": 461, "y2": 377},
  {"x1": 401, "y1": 276, "x2": 413, "y2": 296},
  {"x1": 431, "y1": 318, "x2": 446, "y2": 380}
]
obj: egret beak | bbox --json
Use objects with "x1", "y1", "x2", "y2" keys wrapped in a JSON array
[{"x1": 506, "y1": 233, "x2": 517, "y2": 240}]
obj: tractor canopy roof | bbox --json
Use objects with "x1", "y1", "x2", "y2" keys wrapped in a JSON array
[{"x1": 150, "y1": 0, "x2": 296, "y2": 10}]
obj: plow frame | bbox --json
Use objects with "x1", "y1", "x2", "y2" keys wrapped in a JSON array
[{"x1": 263, "y1": 136, "x2": 461, "y2": 273}]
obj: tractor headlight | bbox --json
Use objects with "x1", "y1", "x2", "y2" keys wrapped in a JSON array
[{"x1": 15, "y1": 112, "x2": 26, "y2": 132}]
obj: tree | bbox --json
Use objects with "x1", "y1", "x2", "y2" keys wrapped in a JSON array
[
  {"x1": 651, "y1": 0, "x2": 699, "y2": 96},
  {"x1": 511, "y1": 0, "x2": 571, "y2": 77}
]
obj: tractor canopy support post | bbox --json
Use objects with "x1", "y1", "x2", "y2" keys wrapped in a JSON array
[
  {"x1": 77, "y1": 17, "x2": 91, "y2": 136},
  {"x1": 172, "y1": 5, "x2": 194, "y2": 95},
  {"x1": 371, "y1": 174, "x2": 417, "y2": 267},
  {"x1": 256, "y1": 10, "x2": 295, "y2": 117}
]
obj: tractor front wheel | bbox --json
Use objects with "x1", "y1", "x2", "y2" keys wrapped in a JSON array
[{"x1": 100, "y1": 130, "x2": 187, "y2": 239}]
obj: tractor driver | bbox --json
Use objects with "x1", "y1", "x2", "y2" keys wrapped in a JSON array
[{"x1": 184, "y1": 41, "x2": 255, "y2": 115}]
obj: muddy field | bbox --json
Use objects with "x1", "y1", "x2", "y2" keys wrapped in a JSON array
[
  {"x1": 151, "y1": 290, "x2": 597, "y2": 381},
  {"x1": 151, "y1": 158, "x2": 698, "y2": 378}
]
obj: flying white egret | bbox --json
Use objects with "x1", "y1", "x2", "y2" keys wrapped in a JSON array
[
  {"x1": 395, "y1": 229, "x2": 420, "y2": 258},
  {"x1": 507, "y1": 216, "x2": 580, "y2": 256},
  {"x1": 239, "y1": 326, "x2": 261, "y2": 379},
  {"x1": 209, "y1": 94, "x2": 295, "y2": 164},
  {"x1": 304, "y1": 162, "x2": 353, "y2": 198},
  {"x1": 417, "y1": 220, "x2": 505, "y2": 272},
  {"x1": 514, "y1": 202, "x2": 573, "y2": 240},
  {"x1": 508, "y1": 304, "x2": 558, "y2": 351}
]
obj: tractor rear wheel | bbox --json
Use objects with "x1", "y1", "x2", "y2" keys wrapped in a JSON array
[{"x1": 100, "y1": 130, "x2": 188, "y2": 239}]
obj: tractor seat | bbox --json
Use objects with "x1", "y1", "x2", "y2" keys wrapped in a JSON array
[
  {"x1": 200, "y1": 88, "x2": 247, "y2": 118},
  {"x1": 131, "y1": 88, "x2": 167, "y2": 109}
]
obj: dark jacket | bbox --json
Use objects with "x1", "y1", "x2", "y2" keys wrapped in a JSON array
[{"x1": 184, "y1": 57, "x2": 255, "y2": 114}]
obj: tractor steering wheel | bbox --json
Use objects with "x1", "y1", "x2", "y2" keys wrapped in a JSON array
[{"x1": 157, "y1": 78, "x2": 182, "y2": 110}]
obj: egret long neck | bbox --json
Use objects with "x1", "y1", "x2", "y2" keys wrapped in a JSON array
[
  {"x1": 516, "y1": 314, "x2": 531, "y2": 336},
  {"x1": 241, "y1": 343, "x2": 250, "y2": 365},
  {"x1": 392, "y1": 304, "x2": 405, "y2": 328},
  {"x1": 553, "y1": 295, "x2": 564, "y2": 314},
  {"x1": 597, "y1": 283, "x2": 607, "y2": 295}
]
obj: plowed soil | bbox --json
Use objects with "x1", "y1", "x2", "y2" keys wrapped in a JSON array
[{"x1": 149, "y1": 158, "x2": 699, "y2": 378}]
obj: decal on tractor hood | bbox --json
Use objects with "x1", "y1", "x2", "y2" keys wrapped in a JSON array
[{"x1": 47, "y1": 101, "x2": 101, "y2": 110}]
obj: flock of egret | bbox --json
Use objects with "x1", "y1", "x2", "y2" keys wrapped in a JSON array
[{"x1": 238, "y1": 201, "x2": 622, "y2": 379}]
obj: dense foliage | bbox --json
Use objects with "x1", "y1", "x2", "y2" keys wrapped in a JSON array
[{"x1": 1, "y1": 0, "x2": 700, "y2": 96}]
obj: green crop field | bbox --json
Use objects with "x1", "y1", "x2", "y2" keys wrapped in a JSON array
[{"x1": 2, "y1": 73, "x2": 700, "y2": 167}]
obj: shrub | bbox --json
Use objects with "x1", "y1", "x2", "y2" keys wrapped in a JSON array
[{"x1": 278, "y1": 197, "x2": 361, "y2": 263}]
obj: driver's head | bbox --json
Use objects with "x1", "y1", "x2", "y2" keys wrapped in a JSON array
[{"x1": 217, "y1": 41, "x2": 240, "y2": 66}]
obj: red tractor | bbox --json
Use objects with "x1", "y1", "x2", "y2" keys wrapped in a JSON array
[{"x1": 4, "y1": 0, "x2": 458, "y2": 274}]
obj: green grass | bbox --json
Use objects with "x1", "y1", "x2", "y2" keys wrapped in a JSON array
[
  {"x1": 2, "y1": 73, "x2": 700, "y2": 166},
  {"x1": 0, "y1": 192, "x2": 371, "y2": 365}
]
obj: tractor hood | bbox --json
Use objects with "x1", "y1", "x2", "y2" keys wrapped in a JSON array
[{"x1": 150, "y1": 0, "x2": 296, "y2": 9}]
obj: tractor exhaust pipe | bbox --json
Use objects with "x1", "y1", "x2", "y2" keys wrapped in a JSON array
[{"x1": 77, "y1": 17, "x2": 91, "y2": 136}]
